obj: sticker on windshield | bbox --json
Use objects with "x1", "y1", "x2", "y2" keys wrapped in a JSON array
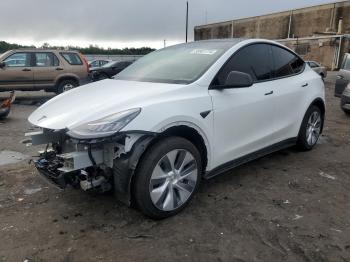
[{"x1": 190, "y1": 49, "x2": 218, "y2": 55}]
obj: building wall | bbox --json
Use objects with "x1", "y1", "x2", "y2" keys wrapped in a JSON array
[
  {"x1": 194, "y1": 1, "x2": 350, "y2": 40},
  {"x1": 278, "y1": 37, "x2": 340, "y2": 69}
]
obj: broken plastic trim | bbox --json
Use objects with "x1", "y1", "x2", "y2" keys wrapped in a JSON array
[
  {"x1": 113, "y1": 135, "x2": 156, "y2": 206},
  {"x1": 68, "y1": 130, "x2": 157, "y2": 144}
]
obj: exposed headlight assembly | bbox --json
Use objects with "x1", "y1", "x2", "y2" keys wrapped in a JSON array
[{"x1": 67, "y1": 108, "x2": 141, "y2": 139}]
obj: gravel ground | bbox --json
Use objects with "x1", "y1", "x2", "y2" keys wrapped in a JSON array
[{"x1": 0, "y1": 73, "x2": 349, "y2": 262}]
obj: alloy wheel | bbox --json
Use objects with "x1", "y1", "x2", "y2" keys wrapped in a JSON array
[
  {"x1": 63, "y1": 83, "x2": 75, "y2": 92},
  {"x1": 306, "y1": 111, "x2": 321, "y2": 146},
  {"x1": 149, "y1": 149, "x2": 198, "y2": 211}
]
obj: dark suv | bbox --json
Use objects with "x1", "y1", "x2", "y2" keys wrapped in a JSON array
[{"x1": 0, "y1": 49, "x2": 90, "y2": 93}]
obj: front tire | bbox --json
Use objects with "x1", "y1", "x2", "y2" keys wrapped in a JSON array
[
  {"x1": 297, "y1": 105, "x2": 323, "y2": 151},
  {"x1": 133, "y1": 137, "x2": 202, "y2": 219}
]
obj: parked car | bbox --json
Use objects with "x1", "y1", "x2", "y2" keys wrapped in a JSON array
[
  {"x1": 91, "y1": 60, "x2": 133, "y2": 81},
  {"x1": 88, "y1": 59, "x2": 111, "y2": 69},
  {"x1": 0, "y1": 49, "x2": 90, "y2": 94},
  {"x1": 341, "y1": 83, "x2": 350, "y2": 115},
  {"x1": 306, "y1": 61, "x2": 327, "y2": 79},
  {"x1": 26, "y1": 39, "x2": 325, "y2": 219},
  {"x1": 335, "y1": 53, "x2": 350, "y2": 97}
]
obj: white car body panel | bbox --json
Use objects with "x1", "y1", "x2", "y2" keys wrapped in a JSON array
[{"x1": 28, "y1": 39, "x2": 325, "y2": 173}]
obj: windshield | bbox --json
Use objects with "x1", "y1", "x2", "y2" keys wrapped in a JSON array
[{"x1": 115, "y1": 41, "x2": 239, "y2": 84}]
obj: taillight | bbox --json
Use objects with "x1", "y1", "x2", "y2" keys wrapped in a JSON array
[{"x1": 80, "y1": 54, "x2": 90, "y2": 73}]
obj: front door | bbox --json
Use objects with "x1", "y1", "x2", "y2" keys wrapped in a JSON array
[
  {"x1": 269, "y1": 45, "x2": 308, "y2": 140},
  {"x1": 0, "y1": 52, "x2": 34, "y2": 91},
  {"x1": 209, "y1": 43, "x2": 277, "y2": 168}
]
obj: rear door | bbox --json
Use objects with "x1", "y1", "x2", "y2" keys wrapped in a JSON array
[
  {"x1": 270, "y1": 45, "x2": 309, "y2": 140},
  {"x1": 32, "y1": 52, "x2": 61, "y2": 89},
  {"x1": 209, "y1": 43, "x2": 278, "y2": 168},
  {"x1": 0, "y1": 52, "x2": 34, "y2": 91},
  {"x1": 335, "y1": 53, "x2": 350, "y2": 97}
]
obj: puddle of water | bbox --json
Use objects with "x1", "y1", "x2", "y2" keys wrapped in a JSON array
[{"x1": 0, "y1": 150, "x2": 29, "y2": 166}]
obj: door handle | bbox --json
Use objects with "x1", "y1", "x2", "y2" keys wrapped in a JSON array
[
  {"x1": 22, "y1": 68, "x2": 31, "y2": 71},
  {"x1": 302, "y1": 83, "x2": 309, "y2": 87},
  {"x1": 56, "y1": 67, "x2": 64, "y2": 71},
  {"x1": 265, "y1": 91, "x2": 273, "y2": 96}
]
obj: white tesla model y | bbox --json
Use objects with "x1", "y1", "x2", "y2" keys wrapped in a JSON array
[{"x1": 27, "y1": 39, "x2": 325, "y2": 219}]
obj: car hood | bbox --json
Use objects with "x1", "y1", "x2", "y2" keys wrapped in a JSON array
[
  {"x1": 91, "y1": 67, "x2": 108, "y2": 72},
  {"x1": 28, "y1": 79, "x2": 185, "y2": 130}
]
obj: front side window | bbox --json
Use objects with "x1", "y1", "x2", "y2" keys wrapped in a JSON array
[
  {"x1": 3, "y1": 53, "x2": 31, "y2": 67},
  {"x1": 100, "y1": 60, "x2": 109, "y2": 67},
  {"x1": 61, "y1": 52, "x2": 83, "y2": 65},
  {"x1": 212, "y1": 44, "x2": 273, "y2": 86},
  {"x1": 116, "y1": 41, "x2": 237, "y2": 84},
  {"x1": 35, "y1": 53, "x2": 59, "y2": 67},
  {"x1": 271, "y1": 45, "x2": 304, "y2": 78},
  {"x1": 90, "y1": 61, "x2": 99, "y2": 67}
]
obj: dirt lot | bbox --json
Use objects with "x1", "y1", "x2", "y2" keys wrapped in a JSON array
[{"x1": 0, "y1": 73, "x2": 349, "y2": 262}]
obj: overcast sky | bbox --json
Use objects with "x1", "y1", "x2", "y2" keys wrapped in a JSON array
[{"x1": 0, "y1": 0, "x2": 344, "y2": 49}]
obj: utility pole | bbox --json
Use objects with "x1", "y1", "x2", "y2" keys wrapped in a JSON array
[
  {"x1": 186, "y1": 1, "x2": 189, "y2": 43},
  {"x1": 164, "y1": 39, "x2": 166, "y2": 48}
]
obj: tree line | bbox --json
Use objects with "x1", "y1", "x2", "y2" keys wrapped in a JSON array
[{"x1": 0, "y1": 41, "x2": 155, "y2": 55}]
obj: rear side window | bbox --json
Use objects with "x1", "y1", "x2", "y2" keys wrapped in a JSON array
[
  {"x1": 271, "y1": 46, "x2": 304, "y2": 78},
  {"x1": 212, "y1": 44, "x2": 273, "y2": 85},
  {"x1": 61, "y1": 52, "x2": 83, "y2": 65},
  {"x1": 35, "y1": 53, "x2": 59, "y2": 67}
]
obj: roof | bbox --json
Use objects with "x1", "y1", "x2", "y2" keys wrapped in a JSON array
[{"x1": 9, "y1": 48, "x2": 79, "y2": 53}]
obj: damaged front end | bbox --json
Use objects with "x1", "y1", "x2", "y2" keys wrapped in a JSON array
[{"x1": 26, "y1": 128, "x2": 155, "y2": 205}]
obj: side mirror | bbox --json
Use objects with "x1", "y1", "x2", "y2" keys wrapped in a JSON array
[
  {"x1": 212, "y1": 71, "x2": 253, "y2": 89},
  {"x1": 0, "y1": 62, "x2": 6, "y2": 68}
]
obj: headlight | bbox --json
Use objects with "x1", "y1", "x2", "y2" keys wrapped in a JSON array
[{"x1": 67, "y1": 108, "x2": 141, "y2": 139}]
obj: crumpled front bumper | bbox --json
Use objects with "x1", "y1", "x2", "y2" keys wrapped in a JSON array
[{"x1": 34, "y1": 158, "x2": 67, "y2": 189}]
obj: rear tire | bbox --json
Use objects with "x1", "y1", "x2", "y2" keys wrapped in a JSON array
[
  {"x1": 133, "y1": 137, "x2": 202, "y2": 219},
  {"x1": 297, "y1": 105, "x2": 323, "y2": 151},
  {"x1": 56, "y1": 79, "x2": 78, "y2": 94}
]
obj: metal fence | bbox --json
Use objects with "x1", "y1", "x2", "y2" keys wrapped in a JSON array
[
  {"x1": 84, "y1": 54, "x2": 143, "y2": 62},
  {"x1": 0, "y1": 53, "x2": 144, "y2": 62}
]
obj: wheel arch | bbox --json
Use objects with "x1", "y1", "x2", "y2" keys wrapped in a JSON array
[
  {"x1": 156, "y1": 125, "x2": 209, "y2": 173},
  {"x1": 114, "y1": 123, "x2": 210, "y2": 206},
  {"x1": 55, "y1": 75, "x2": 79, "y2": 88}
]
